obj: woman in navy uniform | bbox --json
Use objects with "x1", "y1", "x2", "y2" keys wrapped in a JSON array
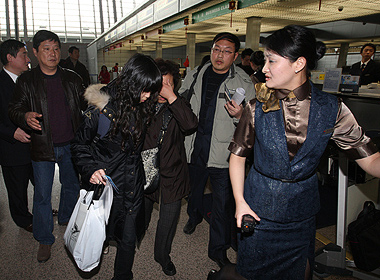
[{"x1": 229, "y1": 25, "x2": 380, "y2": 280}]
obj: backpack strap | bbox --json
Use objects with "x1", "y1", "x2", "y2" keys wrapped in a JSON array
[{"x1": 181, "y1": 65, "x2": 203, "y2": 102}]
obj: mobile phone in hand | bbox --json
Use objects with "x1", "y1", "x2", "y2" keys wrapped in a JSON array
[
  {"x1": 224, "y1": 84, "x2": 232, "y2": 103},
  {"x1": 241, "y1": 214, "x2": 256, "y2": 233}
]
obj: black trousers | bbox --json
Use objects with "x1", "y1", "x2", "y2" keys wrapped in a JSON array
[
  {"x1": 1, "y1": 164, "x2": 33, "y2": 228},
  {"x1": 113, "y1": 212, "x2": 137, "y2": 280},
  {"x1": 186, "y1": 163, "x2": 234, "y2": 260},
  {"x1": 145, "y1": 196, "x2": 181, "y2": 266}
]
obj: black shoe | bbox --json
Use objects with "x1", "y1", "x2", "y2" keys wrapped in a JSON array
[
  {"x1": 183, "y1": 220, "x2": 198, "y2": 235},
  {"x1": 207, "y1": 269, "x2": 218, "y2": 280},
  {"x1": 162, "y1": 261, "x2": 176, "y2": 276},
  {"x1": 23, "y1": 223, "x2": 33, "y2": 233},
  {"x1": 210, "y1": 257, "x2": 232, "y2": 269}
]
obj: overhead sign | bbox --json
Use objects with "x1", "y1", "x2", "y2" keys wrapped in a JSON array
[
  {"x1": 145, "y1": 28, "x2": 162, "y2": 39},
  {"x1": 111, "y1": 29, "x2": 117, "y2": 39},
  {"x1": 105, "y1": 33, "x2": 111, "y2": 44},
  {"x1": 180, "y1": 0, "x2": 204, "y2": 11},
  {"x1": 192, "y1": 0, "x2": 267, "y2": 23},
  {"x1": 117, "y1": 23, "x2": 126, "y2": 38},
  {"x1": 154, "y1": 0, "x2": 179, "y2": 22},
  {"x1": 126, "y1": 16, "x2": 137, "y2": 35},
  {"x1": 163, "y1": 17, "x2": 187, "y2": 33},
  {"x1": 137, "y1": 4, "x2": 154, "y2": 30},
  {"x1": 238, "y1": 0, "x2": 267, "y2": 9},
  {"x1": 192, "y1": 1, "x2": 231, "y2": 24}
]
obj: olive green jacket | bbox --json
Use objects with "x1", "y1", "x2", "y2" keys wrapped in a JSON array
[{"x1": 178, "y1": 62, "x2": 255, "y2": 168}]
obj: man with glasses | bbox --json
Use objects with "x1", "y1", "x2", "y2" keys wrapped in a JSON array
[{"x1": 179, "y1": 32, "x2": 255, "y2": 268}]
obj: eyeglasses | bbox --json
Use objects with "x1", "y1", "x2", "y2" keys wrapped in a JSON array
[{"x1": 211, "y1": 47, "x2": 234, "y2": 56}]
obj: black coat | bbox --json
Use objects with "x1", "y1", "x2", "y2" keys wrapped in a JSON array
[
  {"x1": 0, "y1": 70, "x2": 31, "y2": 166},
  {"x1": 143, "y1": 97, "x2": 198, "y2": 204},
  {"x1": 8, "y1": 66, "x2": 85, "y2": 161},
  {"x1": 71, "y1": 98, "x2": 145, "y2": 242},
  {"x1": 60, "y1": 57, "x2": 91, "y2": 87},
  {"x1": 349, "y1": 59, "x2": 380, "y2": 86}
]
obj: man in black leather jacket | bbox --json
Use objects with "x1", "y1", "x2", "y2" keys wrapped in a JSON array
[{"x1": 8, "y1": 30, "x2": 85, "y2": 263}]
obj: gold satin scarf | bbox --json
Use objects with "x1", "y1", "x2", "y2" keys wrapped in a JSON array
[
  {"x1": 255, "y1": 82, "x2": 306, "y2": 112},
  {"x1": 255, "y1": 83, "x2": 280, "y2": 112}
]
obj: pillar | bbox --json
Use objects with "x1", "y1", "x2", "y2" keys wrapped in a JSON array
[
  {"x1": 245, "y1": 17, "x2": 261, "y2": 51},
  {"x1": 187, "y1": 33, "x2": 196, "y2": 70},
  {"x1": 156, "y1": 41, "x2": 163, "y2": 59},
  {"x1": 136, "y1": 46, "x2": 142, "y2": 54},
  {"x1": 337, "y1": 43, "x2": 349, "y2": 68}
]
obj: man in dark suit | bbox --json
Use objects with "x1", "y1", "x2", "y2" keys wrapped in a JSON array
[
  {"x1": 59, "y1": 46, "x2": 90, "y2": 87},
  {"x1": 236, "y1": 48, "x2": 254, "y2": 76},
  {"x1": 349, "y1": 43, "x2": 380, "y2": 86},
  {"x1": 0, "y1": 39, "x2": 33, "y2": 232}
]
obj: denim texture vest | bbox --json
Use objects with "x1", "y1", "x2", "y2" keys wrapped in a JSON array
[{"x1": 245, "y1": 83, "x2": 339, "y2": 222}]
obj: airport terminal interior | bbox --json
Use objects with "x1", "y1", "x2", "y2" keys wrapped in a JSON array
[
  {"x1": 1, "y1": 0, "x2": 380, "y2": 279},
  {"x1": 0, "y1": 169, "x2": 365, "y2": 279}
]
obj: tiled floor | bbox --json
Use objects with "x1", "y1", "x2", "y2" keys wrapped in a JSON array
[{"x1": 0, "y1": 167, "x2": 369, "y2": 280}]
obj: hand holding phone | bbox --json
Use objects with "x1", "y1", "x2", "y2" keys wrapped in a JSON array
[
  {"x1": 224, "y1": 84, "x2": 232, "y2": 102},
  {"x1": 241, "y1": 214, "x2": 256, "y2": 233}
]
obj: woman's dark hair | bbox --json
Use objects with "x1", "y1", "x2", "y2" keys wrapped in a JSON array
[
  {"x1": 101, "y1": 65, "x2": 107, "y2": 71},
  {"x1": 155, "y1": 58, "x2": 180, "y2": 89},
  {"x1": 109, "y1": 54, "x2": 162, "y2": 149},
  {"x1": 264, "y1": 25, "x2": 326, "y2": 71},
  {"x1": 250, "y1": 50, "x2": 265, "y2": 67}
]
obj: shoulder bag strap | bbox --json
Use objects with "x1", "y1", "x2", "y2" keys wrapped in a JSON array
[
  {"x1": 181, "y1": 66, "x2": 202, "y2": 102},
  {"x1": 157, "y1": 108, "x2": 173, "y2": 149}
]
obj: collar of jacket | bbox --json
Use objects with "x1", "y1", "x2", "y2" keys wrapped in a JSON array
[
  {"x1": 197, "y1": 61, "x2": 237, "y2": 80},
  {"x1": 256, "y1": 80, "x2": 328, "y2": 113},
  {"x1": 84, "y1": 84, "x2": 110, "y2": 110},
  {"x1": 35, "y1": 65, "x2": 69, "y2": 81}
]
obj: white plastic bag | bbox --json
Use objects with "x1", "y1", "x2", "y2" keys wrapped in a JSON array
[{"x1": 64, "y1": 177, "x2": 113, "y2": 272}]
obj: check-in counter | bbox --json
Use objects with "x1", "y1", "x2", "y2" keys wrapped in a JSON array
[
  {"x1": 330, "y1": 88, "x2": 380, "y2": 132},
  {"x1": 328, "y1": 88, "x2": 380, "y2": 227},
  {"x1": 314, "y1": 88, "x2": 380, "y2": 279}
]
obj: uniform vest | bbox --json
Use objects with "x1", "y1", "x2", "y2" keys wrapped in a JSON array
[{"x1": 245, "y1": 83, "x2": 339, "y2": 222}]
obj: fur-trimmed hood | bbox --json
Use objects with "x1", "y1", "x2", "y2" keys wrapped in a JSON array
[{"x1": 84, "y1": 84, "x2": 110, "y2": 110}]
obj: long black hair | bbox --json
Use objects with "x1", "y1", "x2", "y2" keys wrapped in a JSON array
[
  {"x1": 109, "y1": 53, "x2": 162, "y2": 149},
  {"x1": 264, "y1": 25, "x2": 326, "y2": 72}
]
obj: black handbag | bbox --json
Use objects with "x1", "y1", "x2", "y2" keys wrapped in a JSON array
[
  {"x1": 142, "y1": 108, "x2": 172, "y2": 194},
  {"x1": 347, "y1": 201, "x2": 380, "y2": 271}
]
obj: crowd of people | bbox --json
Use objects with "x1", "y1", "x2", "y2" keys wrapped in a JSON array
[{"x1": 1, "y1": 25, "x2": 380, "y2": 280}]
